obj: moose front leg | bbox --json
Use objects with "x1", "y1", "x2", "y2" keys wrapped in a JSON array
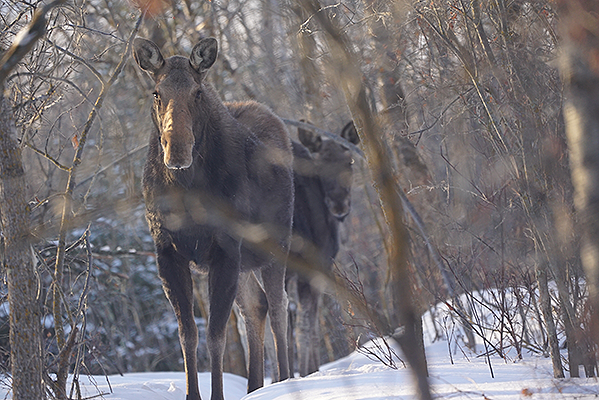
[
  {"x1": 207, "y1": 247, "x2": 240, "y2": 400},
  {"x1": 156, "y1": 246, "x2": 200, "y2": 400}
]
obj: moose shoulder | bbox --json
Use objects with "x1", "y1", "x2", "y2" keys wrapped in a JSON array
[{"x1": 133, "y1": 37, "x2": 293, "y2": 400}]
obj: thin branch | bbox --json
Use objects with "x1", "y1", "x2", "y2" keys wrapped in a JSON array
[
  {"x1": 0, "y1": 0, "x2": 67, "y2": 88},
  {"x1": 50, "y1": 13, "x2": 143, "y2": 398},
  {"x1": 7, "y1": 72, "x2": 94, "y2": 106},
  {"x1": 75, "y1": 144, "x2": 148, "y2": 189},
  {"x1": 65, "y1": 23, "x2": 126, "y2": 43},
  {"x1": 405, "y1": 89, "x2": 472, "y2": 141},
  {"x1": 44, "y1": 38, "x2": 106, "y2": 86},
  {"x1": 23, "y1": 142, "x2": 70, "y2": 171},
  {"x1": 75, "y1": 226, "x2": 94, "y2": 319}
]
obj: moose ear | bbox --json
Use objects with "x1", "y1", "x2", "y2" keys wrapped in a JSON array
[
  {"x1": 190, "y1": 38, "x2": 218, "y2": 73},
  {"x1": 340, "y1": 121, "x2": 360, "y2": 145},
  {"x1": 133, "y1": 38, "x2": 164, "y2": 75},
  {"x1": 298, "y1": 122, "x2": 322, "y2": 153}
]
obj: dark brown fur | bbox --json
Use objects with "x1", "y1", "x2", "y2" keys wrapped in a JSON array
[
  {"x1": 133, "y1": 37, "x2": 293, "y2": 400},
  {"x1": 288, "y1": 122, "x2": 359, "y2": 377}
]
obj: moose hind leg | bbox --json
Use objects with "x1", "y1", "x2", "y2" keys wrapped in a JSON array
[
  {"x1": 207, "y1": 250, "x2": 240, "y2": 400},
  {"x1": 286, "y1": 274, "x2": 298, "y2": 378},
  {"x1": 261, "y1": 264, "x2": 290, "y2": 381},
  {"x1": 308, "y1": 293, "x2": 322, "y2": 375},
  {"x1": 297, "y1": 279, "x2": 319, "y2": 377},
  {"x1": 156, "y1": 248, "x2": 200, "y2": 400},
  {"x1": 236, "y1": 271, "x2": 268, "y2": 392}
]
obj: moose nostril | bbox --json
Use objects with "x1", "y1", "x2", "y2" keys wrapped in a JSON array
[{"x1": 165, "y1": 159, "x2": 182, "y2": 169}]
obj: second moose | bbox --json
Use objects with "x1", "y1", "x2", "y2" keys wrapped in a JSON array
[{"x1": 289, "y1": 121, "x2": 360, "y2": 377}]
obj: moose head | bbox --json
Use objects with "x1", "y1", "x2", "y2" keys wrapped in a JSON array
[
  {"x1": 133, "y1": 37, "x2": 218, "y2": 169},
  {"x1": 298, "y1": 121, "x2": 360, "y2": 219}
]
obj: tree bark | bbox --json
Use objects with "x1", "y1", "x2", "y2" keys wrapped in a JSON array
[
  {"x1": 558, "y1": 0, "x2": 599, "y2": 353},
  {"x1": 536, "y1": 262, "x2": 565, "y2": 378},
  {"x1": 0, "y1": 2, "x2": 68, "y2": 398},
  {"x1": 0, "y1": 94, "x2": 44, "y2": 400}
]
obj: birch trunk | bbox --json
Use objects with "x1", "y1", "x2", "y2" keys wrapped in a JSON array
[{"x1": 559, "y1": 0, "x2": 599, "y2": 353}]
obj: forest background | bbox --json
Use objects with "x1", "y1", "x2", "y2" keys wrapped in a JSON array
[{"x1": 0, "y1": 0, "x2": 598, "y2": 399}]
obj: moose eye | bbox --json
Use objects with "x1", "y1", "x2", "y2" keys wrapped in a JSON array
[
  {"x1": 152, "y1": 92, "x2": 162, "y2": 108},
  {"x1": 195, "y1": 89, "x2": 202, "y2": 100}
]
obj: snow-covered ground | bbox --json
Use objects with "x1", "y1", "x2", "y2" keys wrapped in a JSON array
[
  {"x1": 11, "y1": 322, "x2": 598, "y2": 399},
  {"x1": 59, "y1": 335, "x2": 597, "y2": 400},
  {"x1": 3, "y1": 292, "x2": 598, "y2": 400},
  {"x1": 32, "y1": 334, "x2": 596, "y2": 400}
]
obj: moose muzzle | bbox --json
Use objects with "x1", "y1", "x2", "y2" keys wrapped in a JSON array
[{"x1": 160, "y1": 99, "x2": 195, "y2": 169}]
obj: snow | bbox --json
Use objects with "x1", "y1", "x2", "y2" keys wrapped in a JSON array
[
  {"x1": 5, "y1": 335, "x2": 595, "y2": 400},
  {"x1": 69, "y1": 372, "x2": 247, "y2": 400},
  {"x1": 2, "y1": 296, "x2": 599, "y2": 399},
  {"x1": 25, "y1": 336, "x2": 597, "y2": 400},
  {"x1": 242, "y1": 338, "x2": 599, "y2": 400}
]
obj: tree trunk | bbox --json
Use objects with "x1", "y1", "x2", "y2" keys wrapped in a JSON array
[
  {"x1": 289, "y1": 1, "x2": 325, "y2": 124},
  {"x1": 0, "y1": 4, "x2": 69, "y2": 398},
  {"x1": 558, "y1": 0, "x2": 599, "y2": 354},
  {"x1": 298, "y1": 2, "x2": 432, "y2": 398},
  {"x1": 536, "y1": 262, "x2": 565, "y2": 378},
  {"x1": 0, "y1": 95, "x2": 44, "y2": 400}
]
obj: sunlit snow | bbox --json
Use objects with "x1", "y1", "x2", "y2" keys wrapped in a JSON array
[{"x1": 2, "y1": 293, "x2": 597, "y2": 399}]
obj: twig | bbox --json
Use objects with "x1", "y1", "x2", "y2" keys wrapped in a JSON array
[
  {"x1": 405, "y1": 89, "x2": 472, "y2": 145},
  {"x1": 44, "y1": 38, "x2": 106, "y2": 86},
  {"x1": 7, "y1": 72, "x2": 94, "y2": 106},
  {"x1": 66, "y1": 23, "x2": 126, "y2": 43},
  {"x1": 0, "y1": 0, "x2": 68, "y2": 88},
  {"x1": 50, "y1": 12, "x2": 143, "y2": 398},
  {"x1": 75, "y1": 226, "x2": 93, "y2": 319},
  {"x1": 75, "y1": 144, "x2": 148, "y2": 189},
  {"x1": 23, "y1": 142, "x2": 70, "y2": 171}
]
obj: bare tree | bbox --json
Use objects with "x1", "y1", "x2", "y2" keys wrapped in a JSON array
[
  {"x1": 0, "y1": 1, "x2": 66, "y2": 398},
  {"x1": 0, "y1": 89, "x2": 45, "y2": 400},
  {"x1": 559, "y1": 0, "x2": 599, "y2": 367},
  {"x1": 296, "y1": 1, "x2": 432, "y2": 398},
  {"x1": 47, "y1": 13, "x2": 142, "y2": 399}
]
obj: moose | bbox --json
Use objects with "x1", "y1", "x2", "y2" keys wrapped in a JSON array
[
  {"x1": 133, "y1": 37, "x2": 293, "y2": 400},
  {"x1": 288, "y1": 121, "x2": 360, "y2": 377}
]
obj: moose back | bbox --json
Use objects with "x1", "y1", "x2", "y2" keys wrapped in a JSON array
[{"x1": 133, "y1": 37, "x2": 293, "y2": 400}]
